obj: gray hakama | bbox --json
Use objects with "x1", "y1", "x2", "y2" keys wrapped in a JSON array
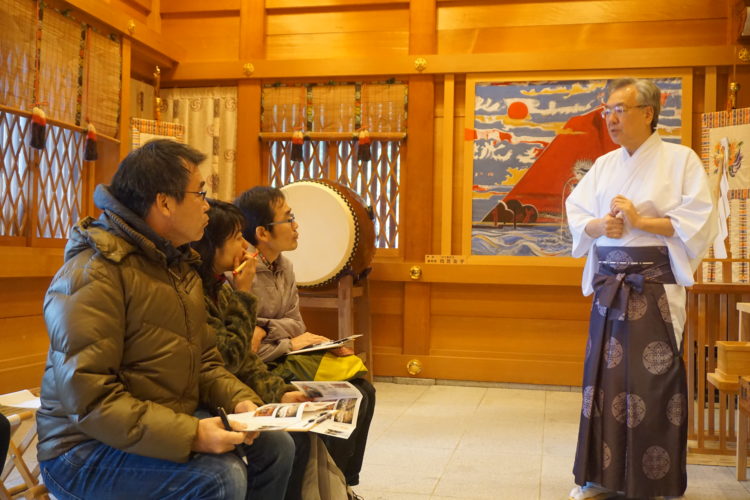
[{"x1": 573, "y1": 245, "x2": 687, "y2": 498}]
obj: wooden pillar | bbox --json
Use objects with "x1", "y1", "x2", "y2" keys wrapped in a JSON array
[
  {"x1": 402, "y1": 0, "x2": 436, "y2": 357},
  {"x1": 118, "y1": 38, "x2": 132, "y2": 164},
  {"x1": 236, "y1": 0, "x2": 265, "y2": 195}
]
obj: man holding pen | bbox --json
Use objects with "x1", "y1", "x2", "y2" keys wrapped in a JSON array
[{"x1": 36, "y1": 140, "x2": 294, "y2": 500}]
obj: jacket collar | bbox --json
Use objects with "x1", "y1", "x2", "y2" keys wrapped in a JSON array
[{"x1": 64, "y1": 185, "x2": 199, "y2": 267}]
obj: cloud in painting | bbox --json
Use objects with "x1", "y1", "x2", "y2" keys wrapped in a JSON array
[
  {"x1": 475, "y1": 96, "x2": 503, "y2": 112},
  {"x1": 521, "y1": 81, "x2": 605, "y2": 97},
  {"x1": 474, "y1": 141, "x2": 513, "y2": 162},
  {"x1": 501, "y1": 167, "x2": 528, "y2": 185},
  {"x1": 517, "y1": 147, "x2": 540, "y2": 165}
]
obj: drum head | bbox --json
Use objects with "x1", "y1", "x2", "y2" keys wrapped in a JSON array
[{"x1": 281, "y1": 181, "x2": 356, "y2": 287}]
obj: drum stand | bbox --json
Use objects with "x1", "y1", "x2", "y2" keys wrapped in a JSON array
[{"x1": 298, "y1": 274, "x2": 373, "y2": 381}]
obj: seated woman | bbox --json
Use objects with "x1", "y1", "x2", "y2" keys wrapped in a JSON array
[{"x1": 192, "y1": 199, "x2": 339, "y2": 500}]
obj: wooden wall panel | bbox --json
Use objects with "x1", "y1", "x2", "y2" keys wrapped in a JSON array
[
  {"x1": 264, "y1": 5, "x2": 410, "y2": 60},
  {"x1": 436, "y1": 0, "x2": 724, "y2": 30},
  {"x1": 431, "y1": 283, "x2": 590, "y2": 321},
  {"x1": 0, "y1": 279, "x2": 51, "y2": 393},
  {"x1": 161, "y1": 0, "x2": 240, "y2": 14},
  {"x1": 266, "y1": 32, "x2": 409, "y2": 60},
  {"x1": 161, "y1": 15, "x2": 240, "y2": 61},
  {"x1": 438, "y1": 19, "x2": 727, "y2": 54},
  {"x1": 0, "y1": 278, "x2": 50, "y2": 318},
  {"x1": 267, "y1": 8, "x2": 408, "y2": 35}
]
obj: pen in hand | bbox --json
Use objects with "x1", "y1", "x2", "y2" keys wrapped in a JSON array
[
  {"x1": 217, "y1": 406, "x2": 246, "y2": 458},
  {"x1": 233, "y1": 250, "x2": 259, "y2": 276}
]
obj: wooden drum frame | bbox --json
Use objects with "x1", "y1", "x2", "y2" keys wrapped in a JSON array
[{"x1": 281, "y1": 179, "x2": 375, "y2": 288}]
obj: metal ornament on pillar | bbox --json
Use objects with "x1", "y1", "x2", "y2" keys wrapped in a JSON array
[{"x1": 407, "y1": 359, "x2": 423, "y2": 376}]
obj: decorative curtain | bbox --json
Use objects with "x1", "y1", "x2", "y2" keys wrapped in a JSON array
[
  {"x1": 161, "y1": 87, "x2": 238, "y2": 201},
  {"x1": 0, "y1": 0, "x2": 36, "y2": 110},
  {"x1": 260, "y1": 81, "x2": 407, "y2": 248},
  {"x1": 261, "y1": 86, "x2": 306, "y2": 133},
  {"x1": 361, "y1": 83, "x2": 407, "y2": 132},
  {"x1": 38, "y1": 8, "x2": 83, "y2": 125},
  {"x1": 261, "y1": 82, "x2": 407, "y2": 133},
  {"x1": 82, "y1": 28, "x2": 121, "y2": 137},
  {"x1": 311, "y1": 85, "x2": 355, "y2": 132}
]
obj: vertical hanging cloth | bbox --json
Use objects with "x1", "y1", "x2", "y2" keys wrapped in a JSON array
[
  {"x1": 291, "y1": 128, "x2": 304, "y2": 162},
  {"x1": 84, "y1": 122, "x2": 97, "y2": 161},
  {"x1": 30, "y1": 106, "x2": 47, "y2": 149},
  {"x1": 357, "y1": 128, "x2": 370, "y2": 163}
]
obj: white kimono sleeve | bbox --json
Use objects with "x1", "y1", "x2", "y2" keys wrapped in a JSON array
[
  {"x1": 565, "y1": 160, "x2": 602, "y2": 259},
  {"x1": 664, "y1": 150, "x2": 717, "y2": 265}
]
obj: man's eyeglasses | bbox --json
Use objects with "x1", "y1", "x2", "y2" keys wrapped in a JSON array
[
  {"x1": 266, "y1": 214, "x2": 296, "y2": 227},
  {"x1": 185, "y1": 190, "x2": 207, "y2": 200},
  {"x1": 601, "y1": 104, "x2": 649, "y2": 119}
]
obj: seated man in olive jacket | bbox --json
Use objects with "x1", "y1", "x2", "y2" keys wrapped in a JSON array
[{"x1": 36, "y1": 140, "x2": 294, "y2": 500}]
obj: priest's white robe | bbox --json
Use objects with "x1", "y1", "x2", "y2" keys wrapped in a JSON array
[{"x1": 565, "y1": 132, "x2": 716, "y2": 344}]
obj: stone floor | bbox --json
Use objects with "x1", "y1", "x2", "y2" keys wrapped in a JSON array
[
  {"x1": 354, "y1": 380, "x2": 750, "y2": 500},
  {"x1": 4, "y1": 380, "x2": 750, "y2": 499}
]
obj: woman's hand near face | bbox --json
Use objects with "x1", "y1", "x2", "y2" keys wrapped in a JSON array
[{"x1": 231, "y1": 252, "x2": 257, "y2": 293}]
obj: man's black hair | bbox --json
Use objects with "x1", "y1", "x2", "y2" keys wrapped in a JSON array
[
  {"x1": 233, "y1": 186, "x2": 285, "y2": 245},
  {"x1": 110, "y1": 139, "x2": 207, "y2": 217}
]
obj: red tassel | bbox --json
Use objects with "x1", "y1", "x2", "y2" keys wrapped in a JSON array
[
  {"x1": 30, "y1": 107, "x2": 47, "y2": 150},
  {"x1": 84, "y1": 122, "x2": 98, "y2": 161},
  {"x1": 357, "y1": 129, "x2": 371, "y2": 163},
  {"x1": 291, "y1": 129, "x2": 304, "y2": 162}
]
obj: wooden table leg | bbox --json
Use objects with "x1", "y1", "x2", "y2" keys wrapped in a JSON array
[{"x1": 739, "y1": 409, "x2": 748, "y2": 481}]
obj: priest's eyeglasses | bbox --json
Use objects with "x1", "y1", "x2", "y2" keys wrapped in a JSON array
[
  {"x1": 185, "y1": 190, "x2": 208, "y2": 200},
  {"x1": 266, "y1": 214, "x2": 296, "y2": 226},
  {"x1": 601, "y1": 104, "x2": 648, "y2": 119}
]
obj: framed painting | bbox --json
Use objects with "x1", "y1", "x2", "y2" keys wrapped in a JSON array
[
  {"x1": 463, "y1": 71, "x2": 691, "y2": 260},
  {"x1": 700, "y1": 108, "x2": 750, "y2": 283}
]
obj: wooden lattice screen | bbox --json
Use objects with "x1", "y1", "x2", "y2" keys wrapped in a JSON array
[
  {"x1": 261, "y1": 82, "x2": 406, "y2": 249},
  {"x1": 1, "y1": 0, "x2": 121, "y2": 248},
  {"x1": 0, "y1": 107, "x2": 87, "y2": 245},
  {"x1": 264, "y1": 138, "x2": 402, "y2": 249},
  {"x1": 0, "y1": 109, "x2": 32, "y2": 241}
]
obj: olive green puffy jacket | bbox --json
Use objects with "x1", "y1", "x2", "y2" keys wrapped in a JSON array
[{"x1": 36, "y1": 186, "x2": 260, "y2": 463}]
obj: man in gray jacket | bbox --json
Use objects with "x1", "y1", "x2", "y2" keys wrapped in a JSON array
[
  {"x1": 235, "y1": 186, "x2": 375, "y2": 492},
  {"x1": 37, "y1": 140, "x2": 294, "y2": 500}
]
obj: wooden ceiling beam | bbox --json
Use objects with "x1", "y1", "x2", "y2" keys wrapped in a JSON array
[
  {"x1": 62, "y1": 0, "x2": 186, "y2": 65},
  {"x1": 168, "y1": 44, "x2": 736, "y2": 82}
]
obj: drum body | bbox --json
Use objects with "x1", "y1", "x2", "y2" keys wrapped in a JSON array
[{"x1": 281, "y1": 179, "x2": 375, "y2": 288}]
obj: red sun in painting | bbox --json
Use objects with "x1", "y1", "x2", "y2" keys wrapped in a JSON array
[{"x1": 507, "y1": 101, "x2": 528, "y2": 120}]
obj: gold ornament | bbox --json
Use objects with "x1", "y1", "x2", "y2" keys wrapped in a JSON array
[
  {"x1": 414, "y1": 57, "x2": 427, "y2": 72},
  {"x1": 243, "y1": 63, "x2": 255, "y2": 77},
  {"x1": 406, "y1": 359, "x2": 423, "y2": 375},
  {"x1": 409, "y1": 265, "x2": 422, "y2": 280}
]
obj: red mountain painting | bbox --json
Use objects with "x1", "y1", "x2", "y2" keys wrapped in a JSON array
[{"x1": 500, "y1": 108, "x2": 618, "y2": 222}]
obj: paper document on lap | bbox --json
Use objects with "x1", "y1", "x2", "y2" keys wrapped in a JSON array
[
  {"x1": 227, "y1": 381, "x2": 362, "y2": 439},
  {"x1": 286, "y1": 334, "x2": 363, "y2": 355}
]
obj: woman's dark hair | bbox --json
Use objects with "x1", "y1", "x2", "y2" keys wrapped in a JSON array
[
  {"x1": 110, "y1": 139, "x2": 206, "y2": 217},
  {"x1": 191, "y1": 198, "x2": 246, "y2": 295},
  {"x1": 234, "y1": 186, "x2": 285, "y2": 245}
]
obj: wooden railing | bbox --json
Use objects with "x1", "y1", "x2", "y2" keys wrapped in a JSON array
[{"x1": 686, "y1": 282, "x2": 750, "y2": 456}]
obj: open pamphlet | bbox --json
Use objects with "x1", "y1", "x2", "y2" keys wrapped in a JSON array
[
  {"x1": 227, "y1": 381, "x2": 361, "y2": 439},
  {"x1": 287, "y1": 334, "x2": 363, "y2": 355}
]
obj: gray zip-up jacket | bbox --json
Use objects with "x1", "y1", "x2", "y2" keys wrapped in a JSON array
[{"x1": 253, "y1": 252, "x2": 307, "y2": 362}]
